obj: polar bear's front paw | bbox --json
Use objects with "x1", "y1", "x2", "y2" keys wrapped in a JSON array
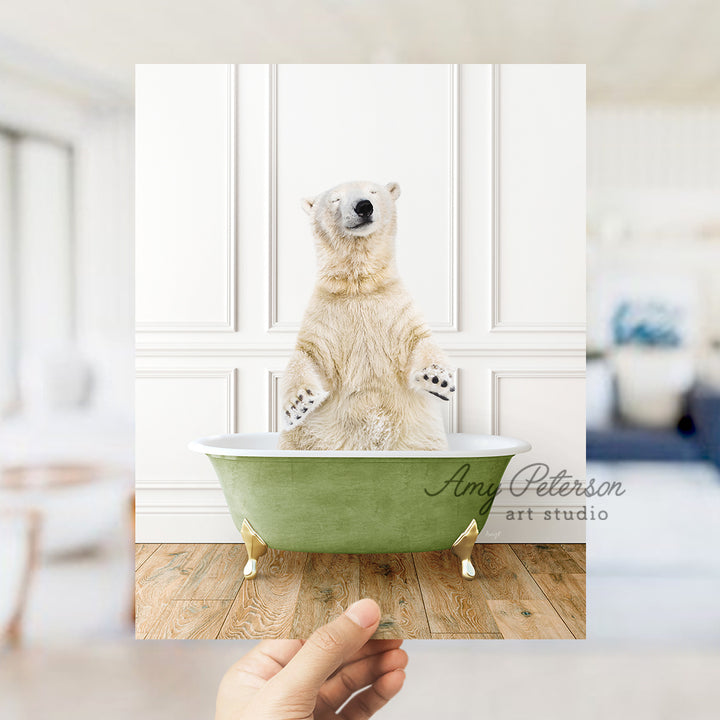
[
  {"x1": 413, "y1": 364, "x2": 456, "y2": 401},
  {"x1": 283, "y1": 387, "x2": 329, "y2": 429}
]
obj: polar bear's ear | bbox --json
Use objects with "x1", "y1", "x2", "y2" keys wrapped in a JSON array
[
  {"x1": 386, "y1": 182, "x2": 401, "y2": 200},
  {"x1": 301, "y1": 196, "x2": 316, "y2": 215}
]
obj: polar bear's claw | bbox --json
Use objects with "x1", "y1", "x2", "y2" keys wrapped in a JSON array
[
  {"x1": 413, "y1": 366, "x2": 455, "y2": 401},
  {"x1": 283, "y1": 387, "x2": 329, "y2": 430}
]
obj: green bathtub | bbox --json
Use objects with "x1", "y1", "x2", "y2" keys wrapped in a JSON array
[{"x1": 189, "y1": 432, "x2": 530, "y2": 580}]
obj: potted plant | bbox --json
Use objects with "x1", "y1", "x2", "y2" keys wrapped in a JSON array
[{"x1": 611, "y1": 300, "x2": 694, "y2": 427}]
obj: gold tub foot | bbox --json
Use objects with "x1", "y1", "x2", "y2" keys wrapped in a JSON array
[
  {"x1": 451, "y1": 519, "x2": 479, "y2": 580},
  {"x1": 240, "y1": 519, "x2": 268, "y2": 579}
]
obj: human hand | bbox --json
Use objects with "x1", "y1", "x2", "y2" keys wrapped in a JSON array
[{"x1": 215, "y1": 599, "x2": 407, "y2": 719}]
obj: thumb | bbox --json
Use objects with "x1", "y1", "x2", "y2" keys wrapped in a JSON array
[{"x1": 270, "y1": 599, "x2": 381, "y2": 698}]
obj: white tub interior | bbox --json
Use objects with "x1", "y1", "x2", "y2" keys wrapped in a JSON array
[{"x1": 189, "y1": 432, "x2": 531, "y2": 458}]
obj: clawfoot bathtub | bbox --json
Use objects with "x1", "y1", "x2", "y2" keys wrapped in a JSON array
[{"x1": 189, "y1": 432, "x2": 530, "y2": 580}]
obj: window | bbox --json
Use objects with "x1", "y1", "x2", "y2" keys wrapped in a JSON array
[{"x1": 0, "y1": 129, "x2": 74, "y2": 416}]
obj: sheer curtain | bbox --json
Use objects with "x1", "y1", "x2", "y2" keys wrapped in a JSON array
[
  {"x1": 0, "y1": 130, "x2": 74, "y2": 418},
  {"x1": 0, "y1": 132, "x2": 14, "y2": 415}
]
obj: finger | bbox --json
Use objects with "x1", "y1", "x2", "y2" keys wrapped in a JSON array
[
  {"x1": 216, "y1": 640, "x2": 304, "y2": 720},
  {"x1": 330, "y1": 638, "x2": 403, "y2": 675},
  {"x1": 319, "y1": 648, "x2": 408, "y2": 711},
  {"x1": 339, "y1": 669, "x2": 406, "y2": 720},
  {"x1": 250, "y1": 640, "x2": 304, "y2": 674},
  {"x1": 225, "y1": 640, "x2": 303, "y2": 686},
  {"x1": 270, "y1": 599, "x2": 381, "y2": 698}
]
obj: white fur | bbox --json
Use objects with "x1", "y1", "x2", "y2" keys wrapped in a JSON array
[{"x1": 279, "y1": 180, "x2": 455, "y2": 451}]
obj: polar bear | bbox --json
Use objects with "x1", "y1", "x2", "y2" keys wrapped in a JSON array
[{"x1": 278, "y1": 180, "x2": 455, "y2": 451}]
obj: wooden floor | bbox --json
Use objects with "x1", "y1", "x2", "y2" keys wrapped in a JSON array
[{"x1": 136, "y1": 543, "x2": 585, "y2": 640}]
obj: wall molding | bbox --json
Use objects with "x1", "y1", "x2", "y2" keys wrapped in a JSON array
[
  {"x1": 490, "y1": 324, "x2": 587, "y2": 333},
  {"x1": 490, "y1": 368, "x2": 585, "y2": 435},
  {"x1": 136, "y1": 480, "x2": 221, "y2": 490},
  {"x1": 136, "y1": 503, "x2": 230, "y2": 515},
  {"x1": 137, "y1": 344, "x2": 293, "y2": 357},
  {"x1": 446, "y1": 366, "x2": 459, "y2": 433},
  {"x1": 136, "y1": 343, "x2": 586, "y2": 358},
  {"x1": 135, "y1": 366, "x2": 238, "y2": 434},
  {"x1": 448, "y1": 346, "x2": 585, "y2": 357},
  {"x1": 267, "y1": 63, "x2": 460, "y2": 333},
  {"x1": 441, "y1": 62, "x2": 460, "y2": 333},
  {"x1": 489, "y1": 64, "x2": 585, "y2": 335},
  {"x1": 267, "y1": 63, "x2": 284, "y2": 331},
  {"x1": 267, "y1": 368, "x2": 283, "y2": 432},
  {"x1": 136, "y1": 64, "x2": 237, "y2": 333}
]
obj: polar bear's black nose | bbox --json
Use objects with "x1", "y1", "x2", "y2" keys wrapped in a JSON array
[{"x1": 355, "y1": 200, "x2": 373, "y2": 218}]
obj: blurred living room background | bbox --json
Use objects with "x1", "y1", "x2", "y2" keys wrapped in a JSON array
[
  {"x1": 0, "y1": 37, "x2": 134, "y2": 645},
  {"x1": 1, "y1": 1, "x2": 720, "y2": 718},
  {"x1": 586, "y1": 104, "x2": 720, "y2": 639}
]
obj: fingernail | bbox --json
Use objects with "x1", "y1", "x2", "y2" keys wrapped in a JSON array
[{"x1": 345, "y1": 599, "x2": 380, "y2": 628}]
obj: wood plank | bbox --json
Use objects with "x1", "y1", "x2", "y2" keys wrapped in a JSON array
[
  {"x1": 135, "y1": 543, "x2": 160, "y2": 570},
  {"x1": 432, "y1": 633, "x2": 502, "y2": 639},
  {"x1": 135, "y1": 544, "x2": 210, "y2": 637},
  {"x1": 219, "y1": 549, "x2": 308, "y2": 639},
  {"x1": 413, "y1": 550, "x2": 499, "y2": 635},
  {"x1": 473, "y1": 544, "x2": 548, "y2": 602},
  {"x1": 359, "y1": 554, "x2": 430, "y2": 639},
  {"x1": 474, "y1": 544, "x2": 583, "y2": 639},
  {"x1": 290, "y1": 553, "x2": 360, "y2": 639},
  {"x1": 175, "y1": 544, "x2": 246, "y2": 600},
  {"x1": 487, "y1": 599, "x2": 574, "y2": 639},
  {"x1": 144, "y1": 600, "x2": 232, "y2": 639},
  {"x1": 135, "y1": 543, "x2": 585, "y2": 639},
  {"x1": 532, "y1": 573, "x2": 586, "y2": 639},
  {"x1": 510, "y1": 544, "x2": 583, "y2": 574},
  {"x1": 561, "y1": 543, "x2": 586, "y2": 571}
]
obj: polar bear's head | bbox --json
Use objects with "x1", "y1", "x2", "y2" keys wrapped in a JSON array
[{"x1": 302, "y1": 180, "x2": 401, "y2": 241}]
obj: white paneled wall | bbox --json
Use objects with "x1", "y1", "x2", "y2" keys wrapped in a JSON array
[
  {"x1": 135, "y1": 64, "x2": 236, "y2": 331},
  {"x1": 136, "y1": 64, "x2": 586, "y2": 543},
  {"x1": 494, "y1": 65, "x2": 586, "y2": 331},
  {"x1": 271, "y1": 64, "x2": 457, "y2": 331}
]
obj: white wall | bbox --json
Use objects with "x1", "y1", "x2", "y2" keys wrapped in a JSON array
[{"x1": 135, "y1": 64, "x2": 586, "y2": 543}]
